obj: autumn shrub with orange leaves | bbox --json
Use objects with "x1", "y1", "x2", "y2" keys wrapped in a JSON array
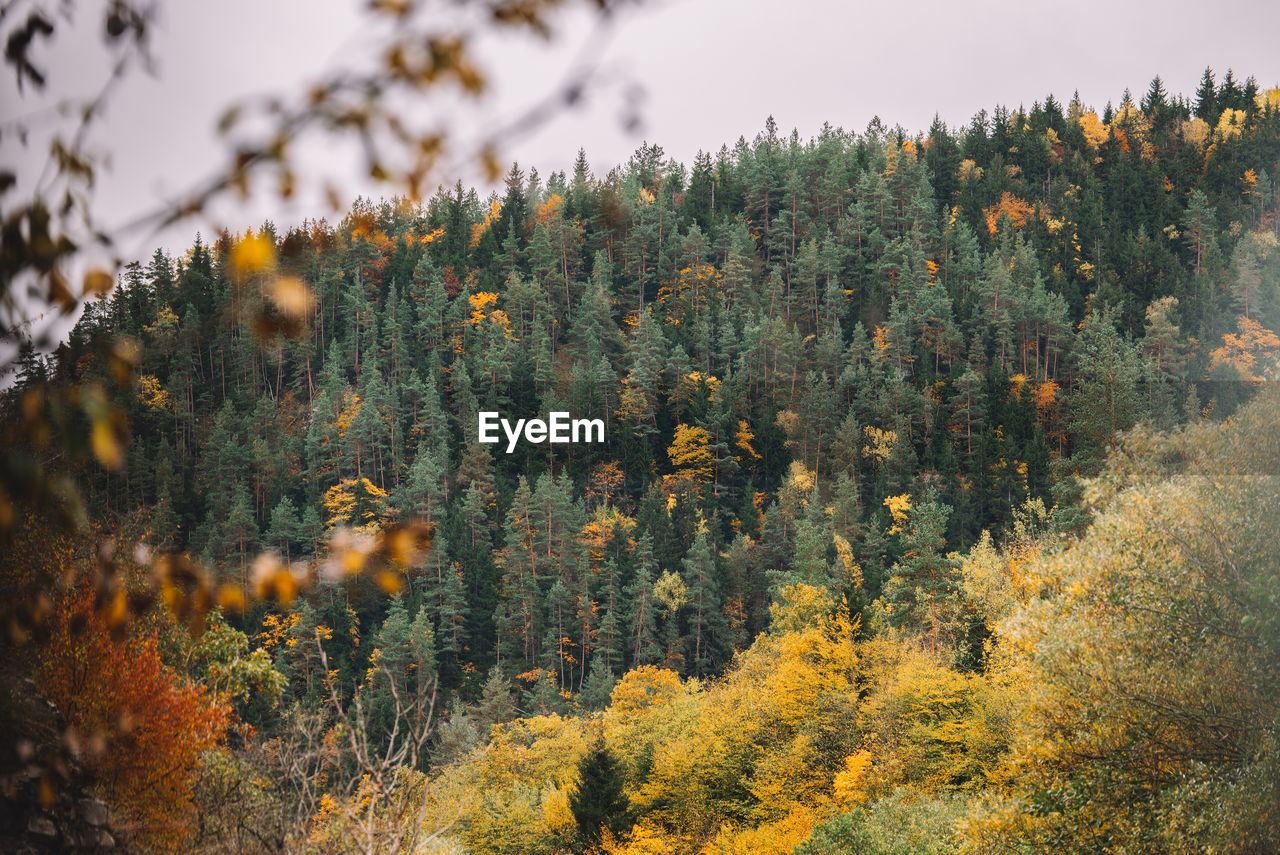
[{"x1": 36, "y1": 584, "x2": 230, "y2": 852}]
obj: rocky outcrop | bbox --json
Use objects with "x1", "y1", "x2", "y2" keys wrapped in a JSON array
[{"x1": 0, "y1": 673, "x2": 139, "y2": 854}]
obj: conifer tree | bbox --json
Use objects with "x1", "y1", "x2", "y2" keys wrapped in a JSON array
[
  {"x1": 682, "y1": 521, "x2": 723, "y2": 676},
  {"x1": 626, "y1": 533, "x2": 662, "y2": 666},
  {"x1": 1069, "y1": 307, "x2": 1143, "y2": 466},
  {"x1": 579, "y1": 654, "x2": 617, "y2": 711},
  {"x1": 266, "y1": 496, "x2": 300, "y2": 559},
  {"x1": 474, "y1": 666, "x2": 518, "y2": 735},
  {"x1": 498, "y1": 477, "x2": 541, "y2": 666},
  {"x1": 569, "y1": 737, "x2": 629, "y2": 846},
  {"x1": 882, "y1": 489, "x2": 960, "y2": 653}
]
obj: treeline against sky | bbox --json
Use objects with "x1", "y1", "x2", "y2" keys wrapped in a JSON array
[
  {"x1": 6, "y1": 68, "x2": 1280, "y2": 855},
  {"x1": 17, "y1": 71, "x2": 1280, "y2": 692}
]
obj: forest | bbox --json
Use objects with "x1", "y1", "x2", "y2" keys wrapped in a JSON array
[{"x1": 2, "y1": 68, "x2": 1279, "y2": 854}]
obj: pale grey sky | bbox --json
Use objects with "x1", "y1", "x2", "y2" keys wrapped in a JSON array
[{"x1": 10, "y1": 0, "x2": 1280, "y2": 261}]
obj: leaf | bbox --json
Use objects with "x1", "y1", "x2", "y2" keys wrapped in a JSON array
[
  {"x1": 82, "y1": 269, "x2": 113, "y2": 297},
  {"x1": 229, "y1": 233, "x2": 275, "y2": 277},
  {"x1": 267, "y1": 275, "x2": 315, "y2": 317},
  {"x1": 91, "y1": 420, "x2": 124, "y2": 471}
]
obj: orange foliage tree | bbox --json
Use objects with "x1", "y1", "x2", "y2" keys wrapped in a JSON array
[
  {"x1": 983, "y1": 192, "x2": 1040, "y2": 235},
  {"x1": 36, "y1": 586, "x2": 229, "y2": 852},
  {"x1": 1209, "y1": 316, "x2": 1280, "y2": 384}
]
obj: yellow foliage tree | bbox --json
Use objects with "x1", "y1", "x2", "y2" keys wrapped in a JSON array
[
  {"x1": 135, "y1": 373, "x2": 173, "y2": 411},
  {"x1": 734, "y1": 419, "x2": 760, "y2": 464},
  {"x1": 322, "y1": 477, "x2": 390, "y2": 532},
  {"x1": 883, "y1": 493, "x2": 911, "y2": 534},
  {"x1": 983, "y1": 192, "x2": 1039, "y2": 235},
  {"x1": 667, "y1": 423, "x2": 715, "y2": 484},
  {"x1": 964, "y1": 387, "x2": 1280, "y2": 853},
  {"x1": 851, "y1": 640, "x2": 1008, "y2": 800},
  {"x1": 862, "y1": 426, "x2": 896, "y2": 463},
  {"x1": 1078, "y1": 110, "x2": 1109, "y2": 150},
  {"x1": 607, "y1": 665, "x2": 683, "y2": 716}
]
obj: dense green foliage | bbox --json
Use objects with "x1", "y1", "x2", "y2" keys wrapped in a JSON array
[
  {"x1": 12, "y1": 72, "x2": 1280, "y2": 699},
  {"x1": 569, "y1": 737, "x2": 630, "y2": 845},
  {"x1": 4, "y1": 68, "x2": 1279, "y2": 855}
]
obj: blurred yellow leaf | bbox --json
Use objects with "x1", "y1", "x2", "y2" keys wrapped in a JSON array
[
  {"x1": 230, "y1": 234, "x2": 276, "y2": 277},
  {"x1": 83, "y1": 269, "x2": 114, "y2": 297},
  {"x1": 91, "y1": 420, "x2": 124, "y2": 470},
  {"x1": 268, "y1": 275, "x2": 315, "y2": 317},
  {"x1": 216, "y1": 583, "x2": 247, "y2": 614},
  {"x1": 374, "y1": 570, "x2": 402, "y2": 596}
]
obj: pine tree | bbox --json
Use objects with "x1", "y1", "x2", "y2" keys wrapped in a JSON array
[
  {"x1": 1182, "y1": 190, "x2": 1218, "y2": 277},
  {"x1": 436, "y1": 560, "x2": 469, "y2": 663},
  {"x1": 524, "y1": 668, "x2": 566, "y2": 715},
  {"x1": 474, "y1": 666, "x2": 518, "y2": 736},
  {"x1": 222, "y1": 485, "x2": 258, "y2": 572},
  {"x1": 432, "y1": 698, "x2": 480, "y2": 765},
  {"x1": 150, "y1": 481, "x2": 181, "y2": 552},
  {"x1": 401, "y1": 439, "x2": 449, "y2": 523},
  {"x1": 1069, "y1": 307, "x2": 1143, "y2": 467},
  {"x1": 1141, "y1": 75, "x2": 1168, "y2": 114},
  {"x1": 497, "y1": 476, "x2": 541, "y2": 666},
  {"x1": 626, "y1": 533, "x2": 662, "y2": 666},
  {"x1": 568, "y1": 736, "x2": 629, "y2": 845},
  {"x1": 682, "y1": 522, "x2": 723, "y2": 676},
  {"x1": 579, "y1": 654, "x2": 616, "y2": 711},
  {"x1": 790, "y1": 490, "x2": 834, "y2": 589},
  {"x1": 1195, "y1": 67, "x2": 1218, "y2": 122},
  {"x1": 266, "y1": 496, "x2": 300, "y2": 559},
  {"x1": 595, "y1": 560, "x2": 623, "y2": 672},
  {"x1": 298, "y1": 505, "x2": 324, "y2": 556},
  {"x1": 618, "y1": 308, "x2": 666, "y2": 434},
  {"x1": 882, "y1": 489, "x2": 960, "y2": 653},
  {"x1": 544, "y1": 577, "x2": 573, "y2": 687}
]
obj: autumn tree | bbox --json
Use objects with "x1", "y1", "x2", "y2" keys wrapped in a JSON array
[{"x1": 37, "y1": 586, "x2": 230, "y2": 852}]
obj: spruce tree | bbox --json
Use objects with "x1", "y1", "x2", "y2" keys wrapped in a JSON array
[
  {"x1": 682, "y1": 522, "x2": 723, "y2": 676},
  {"x1": 626, "y1": 534, "x2": 662, "y2": 666},
  {"x1": 882, "y1": 489, "x2": 960, "y2": 652},
  {"x1": 568, "y1": 736, "x2": 629, "y2": 846},
  {"x1": 474, "y1": 666, "x2": 518, "y2": 735},
  {"x1": 579, "y1": 654, "x2": 617, "y2": 711}
]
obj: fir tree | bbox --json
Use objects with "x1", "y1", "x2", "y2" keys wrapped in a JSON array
[{"x1": 568, "y1": 736, "x2": 629, "y2": 846}]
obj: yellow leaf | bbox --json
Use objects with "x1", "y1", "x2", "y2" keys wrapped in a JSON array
[
  {"x1": 83, "y1": 269, "x2": 114, "y2": 298},
  {"x1": 91, "y1": 420, "x2": 124, "y2": 470},
  {"x1": 268, "y1": 276, "x2": 315, "y2": 317},
  {"x1": 229, "y1": 234, "x2": 276, "y2": 277}
]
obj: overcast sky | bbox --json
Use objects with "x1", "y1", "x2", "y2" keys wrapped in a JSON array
[{"x1": 12, "y1": 0, "x2": 1280, "y2": 261}]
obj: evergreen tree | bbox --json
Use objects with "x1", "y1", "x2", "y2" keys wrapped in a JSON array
[
  {"x1": 579, "y1": 654, "x2": 617, "y2": 711},
  {"x1": 474, "y1": 666, "x2": 518, "y2": 735},
  {"x1": 568, "y1": 736, "x2": 629, "y2": 846},
  {"x1": 682, "y1": 521, "x2": 723, "y2": 676},
  {"x1": 1069, "y1": 307, "x2": 1143, "y2": 468},
  {"x1": 882, "y1": 489, "x2": 960, "y2": 653},
  {"x1": 626, "y1": 533, "x2": 662, "y2": 666},
  {"x1": 266, "y1": 496, "x2": 300, "y2": 559},
  {"x1": 222, "y1": 485, "x2": 258, "y2": 572}
]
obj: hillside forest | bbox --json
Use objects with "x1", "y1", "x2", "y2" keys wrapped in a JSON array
[{"x1": 3, "y1": 70, "x2": 1280, "y2": 854}]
